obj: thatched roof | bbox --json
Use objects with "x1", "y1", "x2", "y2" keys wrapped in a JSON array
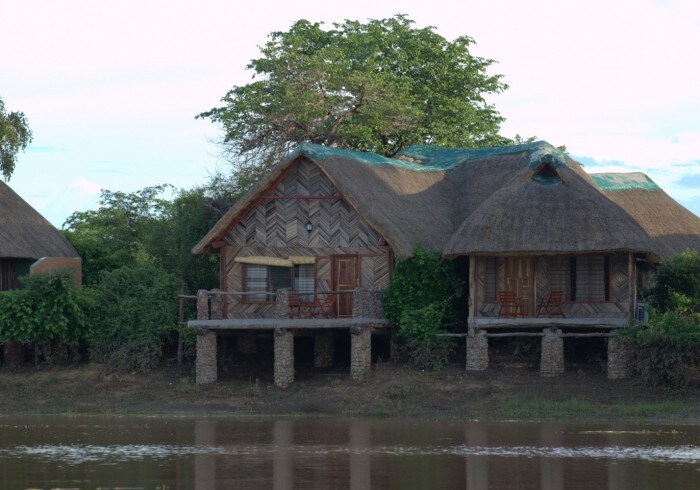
[
  {"x1": 592, "y1": 173, "x2": 700, "y2": 260},
  {"x1": 193, "y1": 141, "x2": 699, "y2": 262},
  {"x1": 0, "y1": 181, "x2": 79, "y2": 259},
  {"x1": 442, "y1": 160, "x2": 658, "y2": 260}
]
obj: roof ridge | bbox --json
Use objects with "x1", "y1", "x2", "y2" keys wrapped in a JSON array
[{"x1": 286, "y1": 140, "x2": 570, "y2": 172}]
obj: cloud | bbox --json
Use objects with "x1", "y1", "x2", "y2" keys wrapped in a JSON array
[
  {"x1": 675, "y1": 174, "x2": 700, "y2": 188},
  {"x1": 71, "y1": 178, "x2": 101, "y2": 196}
]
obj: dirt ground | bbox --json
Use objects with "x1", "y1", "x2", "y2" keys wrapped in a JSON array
[{"x1": 1, "y1": 346, "x2": 699, "y2": 423}]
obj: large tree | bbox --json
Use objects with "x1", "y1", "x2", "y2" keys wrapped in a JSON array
[
  {"x1": 0, "y1": 97, "x2": 33, "y2": 181},
  {"x1": 199, "y1": 15, "x2": 509, "y2": 183}
]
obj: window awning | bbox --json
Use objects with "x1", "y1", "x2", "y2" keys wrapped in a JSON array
[{"x1": 235, "y1": 256, "x2": 316, "y2": 267}]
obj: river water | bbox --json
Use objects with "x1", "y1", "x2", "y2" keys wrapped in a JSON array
[{"x1": 0, "y1": 416, "x2": 697, "y2": 489}]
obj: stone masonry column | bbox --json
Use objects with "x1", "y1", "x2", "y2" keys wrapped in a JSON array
[
  {"x1": 540, "y1": 328, "x2": 564, "y2": 377},
  {"x1": 466, "y1": 330, "x2": 489, "y2": 371},
  {"x1": 196, "y1": 329, "x2": 217, "y2": 384},
  {"x1": 274, "y1": 288, "x2": 290, "y2": 319},
  {"x1": 274, "y1": 329, "x2": 294, "y2": 388},
  {"x1": 314, "y1": 331, "x2": 334, "y2": 368},
  {"x1": 607, "y1": 336, "x2": 634, "y2": 379},
  {"x1": 209, "y1": 289, "x2": 224, "y2": 320},
  {"x1": 351, "y1": 326, "x2": 372, "y2": 381}
]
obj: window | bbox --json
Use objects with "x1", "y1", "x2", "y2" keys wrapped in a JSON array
[
  {"x1": 548, "y1": 255, "x2": 610, "y2": 302},
  {"x1": 484, "y1": 257, "x2": 498, "y2": 302},
  {"x1": 245, "y1": 264, "x2": 315, "y2": 302},
  {"x1": 0, "y1": 259, "x2": 16, "y2": 291}
]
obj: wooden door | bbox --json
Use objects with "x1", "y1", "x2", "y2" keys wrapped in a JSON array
[
  {"x1": 504, "y1": 257, "x2": 534, "y2": 316},
  {"x1": 333, "y1": 255, "x2": 359, "y2": 317}
]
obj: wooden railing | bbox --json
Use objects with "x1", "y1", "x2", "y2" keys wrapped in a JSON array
[{"x1": 188, "y1": 287, "x2": 384, "y2": 324}]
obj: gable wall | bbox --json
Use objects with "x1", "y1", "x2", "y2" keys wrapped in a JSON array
[{"x1": 221, "y1": 159, "x2": 391, "y2": 318}]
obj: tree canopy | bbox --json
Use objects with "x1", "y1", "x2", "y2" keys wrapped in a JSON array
[
  {"x1": 0, "y1": 97, "x2": 33, "y2": 181},
  {"x1": 199, "y1": 15, "x2": 509, "y2": 181}
]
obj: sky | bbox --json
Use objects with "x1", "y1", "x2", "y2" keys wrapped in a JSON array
[{"x1": 1, "y1": 0, "x2": 699, "y2": 227}]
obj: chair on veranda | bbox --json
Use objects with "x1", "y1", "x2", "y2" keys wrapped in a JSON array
[
  {"x1": 536, "y1": 290, "x2": 565, "y2": 318},
  {"x1": 318, "y1": 293, "x2": 336, "y2": 318},
  {"x1": 498, "y1": 290, "x2": 523, "y2": 318}
]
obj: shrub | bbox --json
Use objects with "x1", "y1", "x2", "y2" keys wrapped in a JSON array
[
  {"x1": 0, "y1": 271, "x2": 91, "y2": 363},
  {"x1": 383, "y1": 246, "x2": 462, "y2": 369},
  {"x1": 623, "y1": 308, "x2": 700, "y2": 390},
  {"x1": 644, "y1": 249, "x2": 700, "y2": 313},
  {"x1": 88, "y1": 264, "x2": 181, "y2": 373}
]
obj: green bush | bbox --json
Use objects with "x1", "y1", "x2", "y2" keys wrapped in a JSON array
[
  {"x1": 644, "y1": 249, "x2": 700, "y2": 313},
  {"x1": 383, "y1": 246, "x2": 462, "y2": 369},
  {"x1": 626, "y1": 250, "x2": 700, "y2": 390},
  {"x1": 623, "y1": 308, "x2": 700, "y2": 389},
  {"x1": 0, "y1": 270, "x2": 91, "y2": 349},
  {"x1": 88, "y1": 264, "x2": 181, "y2": 373}
]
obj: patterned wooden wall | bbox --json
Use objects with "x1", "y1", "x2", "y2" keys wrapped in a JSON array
[
  {"x1": 221, "y1": 159, "x2": 391, "y2": 318},
  {"x1": 226, "y1": 159, "x2": 383, "y2": 248},
  {"x1": 474, "y1": 253, "x2": 632, "y2": 319}
]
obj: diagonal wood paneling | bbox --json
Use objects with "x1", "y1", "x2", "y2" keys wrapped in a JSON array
[
  {"x1": 223, "y1": 246, "x2": 390, "y2": 318},
  {"x1": 227, "y1": 160, "x2": 383, "y2": 249},
  {"x1": 475, "y1": 254, "x2": 632, "y2": 319}
]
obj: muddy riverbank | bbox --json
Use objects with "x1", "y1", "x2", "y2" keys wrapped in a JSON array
[{"x1": 1, "y1": 360, "x2": 698, "y2": 423}]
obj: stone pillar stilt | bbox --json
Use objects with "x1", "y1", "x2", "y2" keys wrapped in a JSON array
[
  {"x1": 351, "y1": 326, "x2": 372, "y2": 381},
  {"x1": 466, "y1": 330, "x2": 489, "y2": 371},
  {"x1": 196, "y1": 329, "x2": 217, "y2": 384},
  {"x1": 238, "y1": 332, "x2": 257, "y2": 354},
  {"x1": 210, "y1": 289, "x2": 224, "y2": 320},
  {"x1": 196, "y1": 289, "x2": 209, "y2": 321},
  {"x1": 540, "y1": 328, "x2": 564, "y2": 377},
  {"x1": 314, "y1": 331, "x2": 334, "y2": 368},
  {"x1": 274, "y1": 329, "x2": 294, "y2": 388},
  {"x1": 274, "y1": 288, "x2": 290, "y2": 319},
  {"x1": 607, "y1": 337, "x2": 634, "y2": 379}
]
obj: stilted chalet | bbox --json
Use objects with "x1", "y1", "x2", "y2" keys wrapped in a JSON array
[
  {"x1": 0, "y1": 181, "x2": 81, "y2": 290},
  {"x1": 190, "y1": 141, "x2": 700, "y2": 386}
]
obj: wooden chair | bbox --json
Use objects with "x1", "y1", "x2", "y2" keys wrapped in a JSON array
[
  {"x1": 536, "y1": 290, "x2": 565, "y2": 318},
  {"x1": 498, "y1": 290, "x2": 523, "y2": 318},
  {"x1": 318, "y1": 293, "x2": 336, "y2": 318}
]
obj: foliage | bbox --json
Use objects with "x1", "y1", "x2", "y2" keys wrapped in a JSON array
[
  {"x1": 620, "y1": 251, "x2": 700, "y2": 390},
  {"x1": 63, "y1": 185, "x2": 174, "y2": 285},
  {"x1": 0, "y1": 96, "x2": 33, "y2": 181},
  {"x1": 199, "y1": 15, "x2": 509, "y2": 190},
  {"x1": 644, "y1": 249, "x2": 700, "y2": 313},
  {"x1": 383, "y1": 245, "x2": 463, "y2": 329},
  {"x1": 63, "y1": 185, "x2": 221, "y2": 292},
  {"x1": 87, "y1": 264, "x2": 181, "y2": 373},
  {"x1": 0, "y1": 270, "x2": 90, "y2": 345},
  {"x1": 383, "y1": 246, "x2": 462, "y2": 369},
  {"x1": 623, "y1": 307, "x2": 700, "y2": 390}
]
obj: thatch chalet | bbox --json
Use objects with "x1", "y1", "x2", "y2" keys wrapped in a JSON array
[
  {"x1": 0, "y1": 181, "x2": 81, "y2": 290},
  {"x1": 191, "y1": 141, "x2": 699, "y2": 385}
]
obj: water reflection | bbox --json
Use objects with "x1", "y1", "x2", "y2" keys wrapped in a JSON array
[{"x1": 0, "y1": 417, "x2": 697, "y2": 488}]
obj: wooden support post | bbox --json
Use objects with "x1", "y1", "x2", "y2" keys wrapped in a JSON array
[
  {"x1": 468, "y1": 256, "x2": 476, "y2": 336},
  {"x1": 628, "y1": 253, "x2": 636, "y2": 326}
]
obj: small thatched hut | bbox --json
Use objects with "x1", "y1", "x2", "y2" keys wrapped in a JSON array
[{"x1": 0, "y1": 181, "x2": 81, "y2": 290}]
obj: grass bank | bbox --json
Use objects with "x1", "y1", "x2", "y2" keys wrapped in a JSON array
[{"x1": 1, "y1": 362, "x2": 698, "y2": 424}]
